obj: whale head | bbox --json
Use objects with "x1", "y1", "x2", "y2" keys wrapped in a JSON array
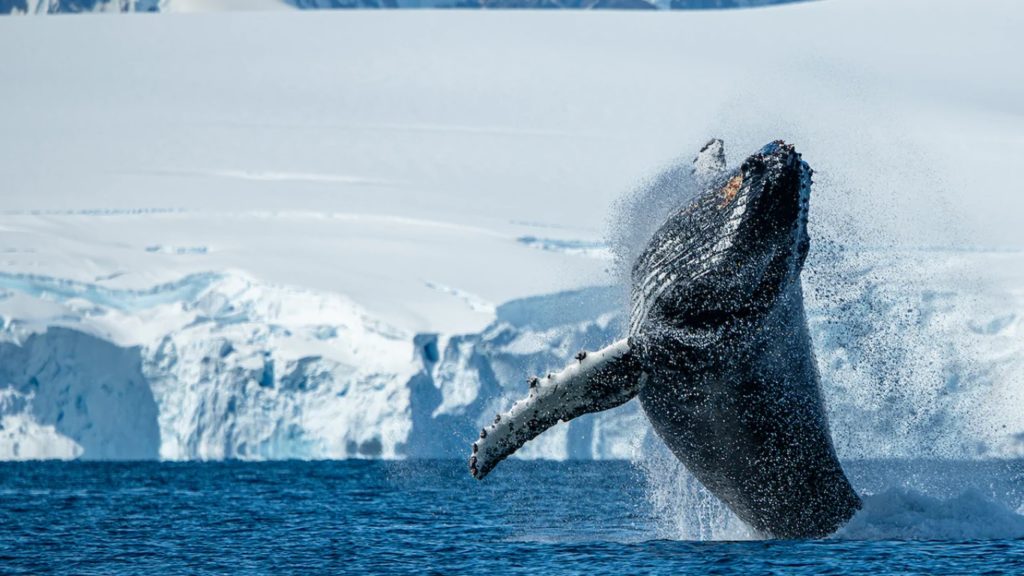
[{"x1": 629, "y1": 141, "x2": 812, "y2": 340}]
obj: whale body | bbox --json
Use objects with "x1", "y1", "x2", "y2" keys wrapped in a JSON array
[{"x1": 469, "y1": 140, "x2": 861, "y2": 539}]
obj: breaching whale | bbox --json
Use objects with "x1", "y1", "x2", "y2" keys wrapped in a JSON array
[{"x1": 468, "y1": 140, "x2": 861, "y2": 539}]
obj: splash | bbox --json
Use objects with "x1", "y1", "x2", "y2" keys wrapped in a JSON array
[
  {"x1": 606, "y1": 158, "x2": 700, "y2": 292},
  {"x1": 635, "y1": 436, "x2": 755, "y2": 541},
  {"x1": 608, "y1": 151, "x2": 749, "y2": 540},
  {"x1": 835, "y1": 489, "x2": 1024, "y2": 540},
  {"x1": 608, "y1": 141, "x2": 1024, "y2": 540}
]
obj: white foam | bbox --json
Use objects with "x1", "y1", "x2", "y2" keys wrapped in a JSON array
[{"x1": 835, "y1": 488, "x2": 1024, "y2": 541}]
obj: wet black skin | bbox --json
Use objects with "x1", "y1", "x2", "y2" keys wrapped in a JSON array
[{"x1": 630, "y1": 142, "x2": 861, "y2": 538}]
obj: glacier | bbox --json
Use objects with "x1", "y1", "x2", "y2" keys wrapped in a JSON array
[
  {"x1": 0, "y1": 272, "x2": 419, "y2": 460},
  {"x1": 0, "y1": 271, "x2": 641, "y2": 460},
  {"x1": 1, "y1": 246, "x2": 1023, "y2": 461}
]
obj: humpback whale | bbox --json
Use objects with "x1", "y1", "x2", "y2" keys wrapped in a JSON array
[{"x1": 468, "y1": 140, "x2": 861, "y2": 538}]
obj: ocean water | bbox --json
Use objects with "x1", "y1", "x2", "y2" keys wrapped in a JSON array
[{"x1": 2, "y1": 460, "x2": 1023, "y2": 574}]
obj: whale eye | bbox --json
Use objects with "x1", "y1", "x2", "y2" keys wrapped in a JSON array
[{"x1": 720, "y1": 174, "x2": 743, "y2": 207}]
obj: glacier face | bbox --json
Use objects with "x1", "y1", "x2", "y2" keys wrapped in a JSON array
[
  {"x1": 1, "y1": 248, "x2": 1023, "y2": 462},
  {"x1": 0, "y1": 272, "x2": 646, "y2": 461},
  {"x1": 406, "y1": 286, "x2": 646, "y2": 461},
  {"x1": 0, "y1": 328, "x2": 159, "y2": 460},
  {"x1": 0, "y1": 272, "x2": 420, "y2": 460}
]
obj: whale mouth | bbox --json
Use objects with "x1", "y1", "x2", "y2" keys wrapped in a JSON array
[
  {"x1": 737, "y1": 141, "x2": 812, "y2": 264},
  {"x1": 630, "y1": 141, "x2": 812, "y2": 336},
  {"x1": 703, "y1": 141, "x2": 812, "y2": 316}
]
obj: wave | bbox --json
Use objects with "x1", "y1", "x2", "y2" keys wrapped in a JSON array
[
  {"x1": 835, "y1": 489, "x2": 1024, "y2": 541},
  {"x1": 640, "y1": 455, "x2": 1024, "y2": 541}
]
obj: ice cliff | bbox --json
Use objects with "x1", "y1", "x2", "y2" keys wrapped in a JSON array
[
  {"x1": 0, "y1": 272, "x2": 642, "y2": 460},
  {"x1": 1, "y1": 247, "x2": 1023, "y2": 462}
]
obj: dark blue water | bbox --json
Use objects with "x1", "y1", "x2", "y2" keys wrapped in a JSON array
[{"x1": 2, "y1": 460, "x2": 1024, "y2": 574}]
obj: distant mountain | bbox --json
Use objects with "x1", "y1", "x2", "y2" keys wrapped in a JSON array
[
  {"x1": 2, "y1": 0, "x2": 154, "y2": 13},
  {"x1": 671, "y1": 0, "x2": 807, "y2": 8},
  {"x1": 1, "y1": 0, "x2": 151, "y2": 12},
  {"x1": 1, "y1": 0, "x2": 811, "y2": 13}
]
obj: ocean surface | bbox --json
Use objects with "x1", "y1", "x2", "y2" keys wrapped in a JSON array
[{"x1": 2, "y1": 460, "x2": 1024, "y2": 574}]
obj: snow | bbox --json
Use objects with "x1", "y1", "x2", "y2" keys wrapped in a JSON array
[{"x1": 0, "y1": 0, "x2": 1022, "y2": 460}]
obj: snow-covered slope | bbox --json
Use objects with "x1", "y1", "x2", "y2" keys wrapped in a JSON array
[{"x1": 0, "y1": 0, "x2": 1022, "y2": 460}]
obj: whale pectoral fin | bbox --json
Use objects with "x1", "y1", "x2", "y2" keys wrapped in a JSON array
[{"x1": 469, "y1": 338, "x2": 644, "y2": 480}]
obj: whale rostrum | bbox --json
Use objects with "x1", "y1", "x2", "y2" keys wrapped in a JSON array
[{"x1": 469, "y1": 140, "x2": 861, "y2": 539}]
